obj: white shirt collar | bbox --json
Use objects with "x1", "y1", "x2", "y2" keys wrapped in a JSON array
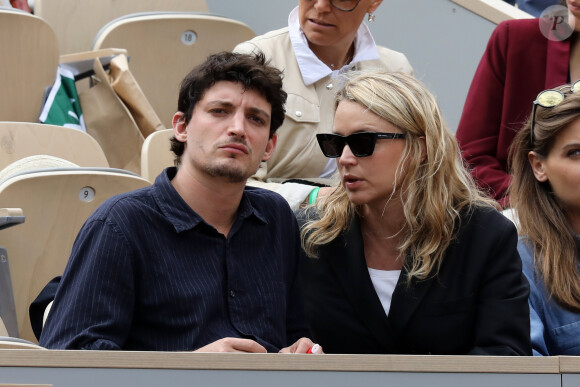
[{"x1": 288, "y1": 6, "x2": 379, "y2": 85}]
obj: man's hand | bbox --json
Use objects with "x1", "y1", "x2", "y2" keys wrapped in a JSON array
[
  {"x1": 194, "y1": 337, "x2": 267, "y2": 353},
  {"x1": 279, "y1": 337, "x2": 324, "y2": 354}
]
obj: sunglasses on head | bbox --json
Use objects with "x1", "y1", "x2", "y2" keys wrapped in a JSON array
[
  {"x1": 316, "y1": 132, "x2": 406, "y2": 158},
  {"x1": 530, "y1": 79, "x2": 580, "y2": 144}
]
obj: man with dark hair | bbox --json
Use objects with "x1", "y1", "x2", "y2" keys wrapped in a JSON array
[
  {"x1": 39, "y1": 51, "x2": 316, "y2": 353},
  {"x1": 170, "y1": 51, "x2": 286, "y2": 165}
]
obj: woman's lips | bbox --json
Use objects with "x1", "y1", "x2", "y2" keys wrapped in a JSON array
[
  {"x1": 308, "y1": 18, "x2": 334, "y2": 28},
  {"x1": 343, "y1": 174, "x2": 363, "y2": 189}
]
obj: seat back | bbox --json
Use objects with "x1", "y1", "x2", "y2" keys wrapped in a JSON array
[
  {"x1": 34, "y1": 0, "x2": 209, "y2": 54},
  {"x1": 0, "y1": 122, "x2": 109, "y2": 170},
  {"x1": 0, "y1": 169, "x2": 150, "y2": 342},
  {"x1": 0, "y1": 317, "x2": 7, "y2": 337},
  {"x1": 92, "y1": 12, "x2": 256, "y2": 127},
  {"x1": 141, "y1": 129, "x2": 174, "y2": 183},
  {"x1": 0, "y1": 246, "x2": 17, "y2": 337},
  {"x1": 0, "y1": 9, "x2": 59, "y2": 123}
]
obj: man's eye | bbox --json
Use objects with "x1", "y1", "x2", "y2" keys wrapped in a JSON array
[{"x1": 249, "y1": 115, "x2": 265, "y2": 125}]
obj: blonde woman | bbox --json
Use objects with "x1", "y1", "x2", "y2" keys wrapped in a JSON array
[
  {"x1": 299, "y1": 71, "x2": 531, "y2": 355},
  {"x1": 509, "y1": 81, "x2": 580, "y2": 355}
]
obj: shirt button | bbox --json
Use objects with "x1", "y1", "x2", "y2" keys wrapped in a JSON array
[
  {"x1": 326, "y1": 83, "x2": 334, "y2": 90},
  {"x1": 295, "y1": 110, "x2": 302, "y2": 117},
  {"x1": 229, "y1": 290, "x2": 236, "y2": 298}
]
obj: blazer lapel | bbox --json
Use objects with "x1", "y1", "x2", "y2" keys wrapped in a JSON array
[
  {"x1": 545, "y1": 37, "x2": 570, "y2": 88},
  {"x1": 387, "y1": 261, "x2": 437, "y2": 336},
  {"x1": 325, "y1": 217, "x2": 399, "y2": 353}
]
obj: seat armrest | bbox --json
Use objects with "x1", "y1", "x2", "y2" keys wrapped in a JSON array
[
  {"x1": 59, "y1": 48, "x2": 129, "y2": 80},
  {"x1": 0, "y1": 336, "x2": 45, "y2": 349},
  {"x1": 0, "y1": 208, "x2": 25, "y2": 231},
  {"x1": 59, "y1": 47, "x2": 128, "y2": 63}
]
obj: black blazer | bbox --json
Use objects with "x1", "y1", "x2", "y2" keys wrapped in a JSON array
[{"x1": 298, "y1": 206, "x2": 532, "y2": 355}]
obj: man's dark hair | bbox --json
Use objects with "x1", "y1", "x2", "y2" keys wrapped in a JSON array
[{"x1": 170, "y1": 51, "x2": 286, "y2": 165}]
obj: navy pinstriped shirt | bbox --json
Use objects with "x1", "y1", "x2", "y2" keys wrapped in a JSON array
[{"x1": 39, "y1": 167, "x2": 309, "y2": 352}]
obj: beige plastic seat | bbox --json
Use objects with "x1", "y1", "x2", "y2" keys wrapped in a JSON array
[
  {"x1": 0, "y1": 122, "x2": 109, "y2": 170},
  {"x1": 141, "y1": 128, "x2": 174, "y2": 183},
  {"x1": 0, "y1": 168, "x2": 150, "y2": 342},
  {"x1": 0, "y1": 318, "x2": 7, "y2": 337},
  {"x1": 92, "y1": 12, "x2": 256, "y2": 127},
  {"x1": 34, "y1": 0, "x2": 209, "y2": 55},
  {"x1": 0, "y1": 9, "x2": 59, "y2": 123},
  {"x1": 0, "y1": 336, "x2": 46, "y2": 349},
  {"x1": 0, "y1": 211, "x2": 21, "y2": 338}
]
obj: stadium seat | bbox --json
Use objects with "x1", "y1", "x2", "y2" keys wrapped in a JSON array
[
  {"x1": 141, "y1": 128, "x2": 174, "y2": 183},
  {"x1": 0, "y1": 167, "x2": 150, "y2": 342},
  {"x1": 0, "y1": 9, "x2": 59, "y2": 123},
  {"x1": 92, "y1": 12, "x2": 256, "y2": 127},
  {"x1": 0, "y1": 122, "x2": 109, "y2": 170},
  {"x1": 34, "y1": 0, "x2": 209, "y2": 54}
]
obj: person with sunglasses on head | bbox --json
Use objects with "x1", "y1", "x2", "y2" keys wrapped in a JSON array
[
  {"x1": 234, "y1": 0, "x2": 412, "y2": 210},
  {"x1": 297, "y1": 71, "x2": 532, "y2": 355},
  {"x1": 509, "y1": 80, "x2": 580, "y2": 356},
  {"x1": 456, "y1": 0, "x2": 574, "y2": 208}
]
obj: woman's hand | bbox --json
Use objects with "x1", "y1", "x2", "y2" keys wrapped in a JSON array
[{"x1": 279, "y1": 337, "x2": 324, "y2": 354}]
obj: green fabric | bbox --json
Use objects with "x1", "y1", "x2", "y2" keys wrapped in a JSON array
[{"x1": 39, "y1": 67, "x2": 85, "y2": 131}]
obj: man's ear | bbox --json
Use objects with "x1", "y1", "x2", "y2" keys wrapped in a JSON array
[
  {"x1": 528, "y1": 151, "x2": 549, "y2": 182},
  {"x1": 261, "y1": 134, "x2": 278, "y2": 162},
  {"x1": 172, "y1": 112, "x2": 187, "y2": 142}
]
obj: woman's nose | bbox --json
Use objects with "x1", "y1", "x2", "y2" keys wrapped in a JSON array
[
  {"x1": 338, "y1": 144, "x2": 357, "y2": 165},
  {"x1": 312, "y1": 0, "x2": 333, "y2": 12}
]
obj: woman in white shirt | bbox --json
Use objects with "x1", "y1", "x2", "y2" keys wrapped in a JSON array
[{"x1": 235, "y1": 0, "x2": 412, "y2": 209}]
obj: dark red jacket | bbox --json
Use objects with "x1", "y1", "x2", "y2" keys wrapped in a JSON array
[{"x1": 456, "y1": 18, "x2": 569, "y2": 207}]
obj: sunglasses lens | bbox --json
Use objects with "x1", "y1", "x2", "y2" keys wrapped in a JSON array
[
  {"x1": 348, "y1": 133, "x2": 376, "y2": 157},
  {"x1": 537, "y1": 90, "x2": 564, "y2": 107},
  {"x1": 317, "y1": 134, "x2": 344, "y2": 157},
  {"x1": 572, "y1": 80, "x2": 580, "y2": 94}
]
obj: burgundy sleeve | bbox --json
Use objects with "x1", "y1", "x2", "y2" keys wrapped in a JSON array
[{"x1": 456, "y1": 21, "x2": 512, "y2": 205}]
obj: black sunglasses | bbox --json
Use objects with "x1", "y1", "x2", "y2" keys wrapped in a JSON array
[
  {"x1": 530, "y1": 79, "x2": 580, "y2": 144},
  {"x1": 329, "y1": 0, "x2": 361, "y2": 11},
  {"x1": 316, "y1": 132, "x2": 406, "y2": 158}
]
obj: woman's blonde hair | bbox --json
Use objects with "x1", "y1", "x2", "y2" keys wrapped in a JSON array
[
  {"x1": 302, "y1": 71, "x2": 494, "y2": 282},
  {"x1": 509, "y1": 88, "x2": 580, "y2": 311}
]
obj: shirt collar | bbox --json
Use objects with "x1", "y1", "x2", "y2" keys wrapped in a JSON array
[
  {"x1": 288, "y1": 5, "x2": 380, "y2": 85},
  {"x1": 152, "y1": 167, "x2": 267, "y2": 233}
]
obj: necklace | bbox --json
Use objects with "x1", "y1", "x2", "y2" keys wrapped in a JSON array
[{"x1": 329, "y1": 44, "x2": 355, "y2": 70}]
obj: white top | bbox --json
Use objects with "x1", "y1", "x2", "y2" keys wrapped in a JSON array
[
  {"x1": 287, "y1": 6, "x2": 380, "y2": 86},
  {"x1": 367, "y1": 268, "x2": 401, "y2": 317}
]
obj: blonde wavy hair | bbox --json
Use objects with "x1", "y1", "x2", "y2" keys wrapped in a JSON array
[
  {"x1": 509, "y1": 88, "x2": 580, "y2": 311},
  {"x1": 302, "y1": 71, "x2": 495, "y2": 282}
]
